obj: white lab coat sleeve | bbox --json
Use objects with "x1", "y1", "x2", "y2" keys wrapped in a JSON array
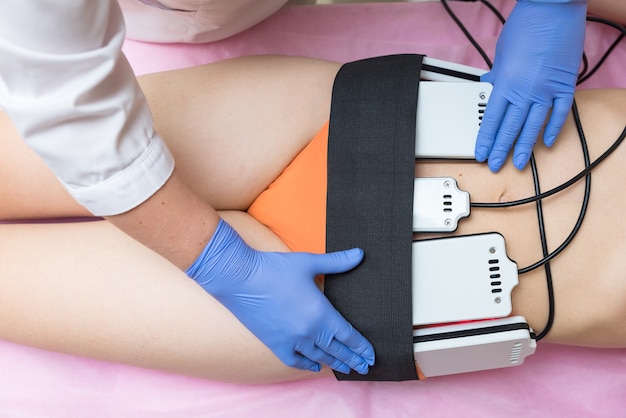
[{"x1": 0, "y1": 0, "x2": 175, "y2": 216}]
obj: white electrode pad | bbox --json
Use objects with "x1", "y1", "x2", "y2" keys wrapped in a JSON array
[
  {"x1": 412, "y1": 233, "x2": 518, "y2": 326},
  {"x1": 413, "y1": 316, "x2": 537, "y2": 378},
  {"x1": 415, "y1": 81, "x2": 492, "y2": 159},
  {"x1": 413, "y1": 177, "x2": 470, "y2": 232}
]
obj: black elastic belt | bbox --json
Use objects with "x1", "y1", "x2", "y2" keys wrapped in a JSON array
[{"x1": 325, "y1": 54, "x2": 422, "y2": 381}]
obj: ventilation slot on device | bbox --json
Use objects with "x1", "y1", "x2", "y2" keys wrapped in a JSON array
[
  {"x1": 488, "y1": 259, "x2": 503, "y2": 293},
  {"x1": 443, "y1": 194, "x2": 453, "y2": 213},
  {"x1": 509, "y1": 342, "x2": 524, "y2": 364},
  {"x1": 478, "y1": 102, "x2": 487, "y2": 126}
]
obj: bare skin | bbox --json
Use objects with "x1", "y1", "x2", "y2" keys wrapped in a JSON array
[
  {"x1": 588, "y1": 0, "x2": 626, "y2": 24},
  {"x1": 0, "y1": 56, "x2": 625, "y2": 384}
]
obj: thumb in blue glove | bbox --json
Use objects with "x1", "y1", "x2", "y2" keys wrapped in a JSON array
[
  {"x1": 476, "y1": 0, "x2": 587, "y2": 172},
  {"x1": 186, "y1": 219, "x2": 375, "y2": 375}
]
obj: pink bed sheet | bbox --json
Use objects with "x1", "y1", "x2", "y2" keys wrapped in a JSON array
[{"x1": 2, "y1": 1, "x2": 625, "y2": 416}]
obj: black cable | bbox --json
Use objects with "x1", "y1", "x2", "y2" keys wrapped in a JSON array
[
  {"x1": 587, "y1": 15, "x2": 626, "y2": 35},
  {"x1": 578, "y1": 15, "x2": 626, "y2": 83},
  {"x1": 579, "y1": 51, "x2": 590, "y2": 82},
  {"x1": 531, "y1": 101, "x2": 592, "y2": 340},
  {"x1": 440, "y1": 0, "x2": 493, "y2": 68},
  {"x1": 518, "y1": 101, "x2": 591, "y2": 277},
  {"x1": 577, "y1": 16, "x2": 626, "y2": 84},
  {"x1": 470, "y1": 127, "x2": 626, "y2": 209},
  {"x1": 478, "y1": 0, "x2": 505, "y2": 24},
  {"x1": 578, "y1": 32, "x2": 625, "y2": 85},
  {"x1": 527, "y1": 154, "x2": 554, "y2": 341}
]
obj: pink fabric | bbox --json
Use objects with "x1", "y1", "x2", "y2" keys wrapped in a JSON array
[
  {"x1": 1, "y1": 340, "x2": 625, "y2": 416},
  {"x1": 3, "y1": 2, "x2": 625, "y2": 416},
  {"x1": 121, "y1": 1, "x2": 625, "y2": 90}
]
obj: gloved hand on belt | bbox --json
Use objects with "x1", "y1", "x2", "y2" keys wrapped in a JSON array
[{"x1": 186, "y1": 219, "x2": 375, "y2": 375}]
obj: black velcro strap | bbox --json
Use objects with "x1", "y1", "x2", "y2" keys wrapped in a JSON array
[{"x1": 325, "y1": 54, "x2": 422, "y2": 381}]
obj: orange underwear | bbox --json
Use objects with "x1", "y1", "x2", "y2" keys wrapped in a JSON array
[{"x1": 247, "y1": 122, "x2": 328, "y2": 254}]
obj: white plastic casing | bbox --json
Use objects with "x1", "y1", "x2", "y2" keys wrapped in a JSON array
[
  {"x1": 413, "y1": 177, "x2": 470, "y2": 232},
  {"x1": 412, "y1": 233, "x2": 518, "y2": 326},
  {"x1": 415, "y1": 81, "x2": 492, "y2": 159},
  {"x1": 413, "y1": 316, "x2": 537, "y2": 377},
  {"x1": 420, "y1": 56, "x2": 487, "y2": 82}
]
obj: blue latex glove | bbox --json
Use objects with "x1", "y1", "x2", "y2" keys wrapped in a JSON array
[
  {"x1": 475, "y1": 0, "x2": 587, "y2": 172},
  {"x1": 186, "y1": 219, "x2": 375, "y2": 375}
]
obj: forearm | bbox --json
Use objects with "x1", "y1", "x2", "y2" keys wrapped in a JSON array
[{"x1": 106, "y1": 168, "x2": 219, "y2": 270}]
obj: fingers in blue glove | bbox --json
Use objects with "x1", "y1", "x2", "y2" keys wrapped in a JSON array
[
  {"x1": 186, "y1": 220, "x2": 375, "y2": 375},
  {"x1": 302, "y1": 249, "x2": 376, "y2": 373},
  {"x1": 477, "y1": 97, "x2": 571, "y2": 171},
  {"x1": 312, "y1": 320, "x2": 375, "y2": 374},
  {"x1": 281, "y1": 349, "x2": 327, "y2": 373},
  {"x1": 280, "y1": 316, "x2": 373, "y2": 375},
  {"x1": 512, "y1": 103, "x2": 551, "y2": 170},
  {"x1": 270, "y1": 293, "x2": 374, "y2": 374},
  {"x1": 485, "y1": 100, "x2": 529, "y2": 172},
  {"x1": 310, "y1": 248, "x2": 364, "y2": 275},
  {"x1": 475, "y1": 85, "x2": 506, "y2": 164},
  {"x1": 543, "y1": 96, "x2": 574, "y2": 148},
  {"x1": 329, "y1": 311, "x2": 376, "y2": 367},
  {"x1": 296, "y1": 343, "x2": 352, "y2": 375}
]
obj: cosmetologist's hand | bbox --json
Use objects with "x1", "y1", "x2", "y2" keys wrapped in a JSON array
[
  {"x1": 476, "y1": 0, "x2": 587, "y2": 172},
  {"x1": 186, "y1": 219, "x2": 375, "y2": 374}
]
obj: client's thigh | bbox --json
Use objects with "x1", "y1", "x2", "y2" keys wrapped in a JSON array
[
  {"x1": 139, "y1": 56, "x2": 341, "y2": 211},
  {"x1": 0, "y1": 56, "x2": 341, "y2": 220},
  {"x1": 417, "y1": 89, "x2": 626, "y2": 347},
  {"x1": 0, "y1": 112, "x2": 90, "y2": 220},
  {"x1": 0, "y1": 217, "x2": 316, "y2": 384}
]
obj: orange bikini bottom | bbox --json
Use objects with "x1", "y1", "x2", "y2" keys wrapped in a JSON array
[{"x1": 247, "y1": 122, "x2": 329, "y2": 254}]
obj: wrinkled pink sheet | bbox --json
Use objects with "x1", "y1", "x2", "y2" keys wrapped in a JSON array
[{"x1": 2, "y1": 2, "x2": 625, "y2": 416}]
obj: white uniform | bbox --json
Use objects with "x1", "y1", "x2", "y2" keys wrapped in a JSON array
[
  {"x1": 119, "y1": 0, "x2": 291, "y2": 44},
  {"x1": 0, "y1": 0, "x2": 293, "y2": 216},
  {"x1": 0, "y1": 0, "x2": 174, "y2": 216}
]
